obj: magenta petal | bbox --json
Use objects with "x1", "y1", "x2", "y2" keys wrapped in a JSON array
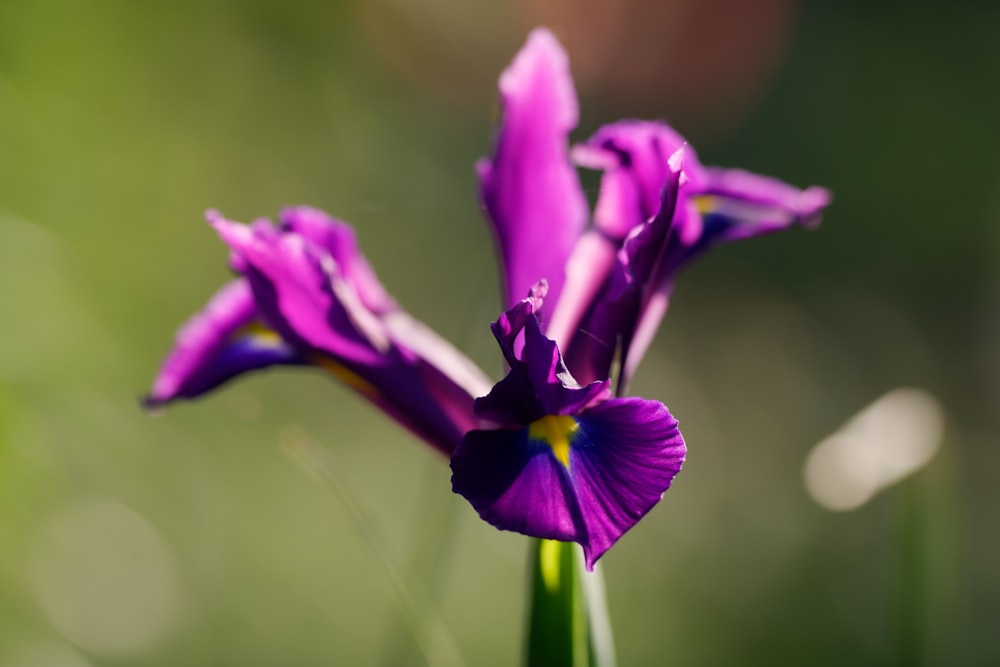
[
  {"x1": 575, "y1": 120, "x2": 704, "y2": 240},
  {"x1": 278, "y1": 206, "x2": 396, "y2": 314},
  {"x1": 158, "y1": 209, "x2": 493, "y2": 455},
  {"x1": 688, "y1": 168, "x2": 832, "y2": 250},
  {"x1": 478, "y1": 28, "x2": 587, "y2": 321},
  {"x1": 145, "y1": 279, "x2": 301, "y2": 407},
  {"x1": 560, "y1": 161, "x2": 683, "y2": 387},
  {"x1": 211, "y1": 214, "x2": 391, "y2": 368}
]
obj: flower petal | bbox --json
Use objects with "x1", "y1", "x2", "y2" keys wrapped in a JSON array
[
  {"x1": 144, "y1": 279, "x2": 302, "y2": 407},
  {"x1": 219, "y1": 212, "x2": 488, "y2": 454},
  {"x1": 568, "y1": 398, "x2": 685, "y2": 568},
  {"x1": 561, "y1": 158, "x2": 683, "y2": 388},
  {"x1": 481, "y1": 288, "x2": 609, "y2": 422},
  {"x1": 682, "y1": 167, "x2": 832, "y2": 254},
  {"x1": 574, "y1": 120, "x2": 703, "y2": 240},
  {"x1": 210, "y1": 211, "x2": 392, "y2": 368},
  {"x1": 477, "y1": 28, "x2": 587, "y2": 321},
  {"x1": 490, "y1": 280, "x2": 548, "y2": 367},
  {"x1": 451, "y1": 396, "x2": 685, "y2": 570},
  {"x1": 149, "y1": 209, "x2": 492, "y2": 455},
  {"x1": 278, "y1": 206, "x2": 396, "y2": 315},
  {"x1": 452, "y1": 425, "x2": 584, "y2": 543}
]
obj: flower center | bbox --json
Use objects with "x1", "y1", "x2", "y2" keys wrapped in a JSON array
[{"x1": 528, "y1": 415, "x2": 579, "y2": 468}]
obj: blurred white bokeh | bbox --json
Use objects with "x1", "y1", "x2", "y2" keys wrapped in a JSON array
[
  {"x1": 26, "y1": 497, "x2": 182, "y2": 657},
  {"x1": 804, "y1": 388, "x2": 945, "y2": 511}
]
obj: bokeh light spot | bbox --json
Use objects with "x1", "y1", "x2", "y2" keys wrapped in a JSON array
[
  {"x1": 26, "y1": 498, "x2": 182, "y2": 657},
  {"x1": 804, "y1": 388, "x2": 945, "y2": 511}
]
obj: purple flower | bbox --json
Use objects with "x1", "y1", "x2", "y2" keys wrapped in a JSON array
[
  {"x1": 478, "y1": 29, "x2": 831, "y2": 391},
  {"x1": 147, "y1": 27, "x2": 829, "y2": 569},
  {"x1": 145, "y1": 206, "x2": 492, "y2": 456},
  {"x1": 450, "y1": 283, "x2": 685, "y2": 570}
]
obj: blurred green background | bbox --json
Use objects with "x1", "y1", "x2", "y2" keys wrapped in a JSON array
[{"x1": 1, "y1": 0, "x2": 997, "y2": 665}]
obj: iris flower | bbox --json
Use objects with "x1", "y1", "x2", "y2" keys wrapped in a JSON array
[{"x1": 146, "y1": 28, "x2": 829, "y2": 567}]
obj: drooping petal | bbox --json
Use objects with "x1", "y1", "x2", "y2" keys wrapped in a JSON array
[
  {"x1": 149, "y1": 208, "x2": 492, "y2": 455},
  {"x1": 451, "y1": 395, "x2": 684, "y2": 570},
  {"x1": 144, "y1": 279, "x2": 302, "y2": 407},
  {"x1": 477, "y1": 28, "x2": 587, "y2": 321},
  {"x1": 567, "y1": 397, "x2": 685, "y2": 568},
  {"x1": 278, "y1": 206, "x2": 396, "y2": 315},
  {"x1": 210, "y1": 212, "x2": 392, "y2": 368},
  {"x1": 219, "y1": 212, "x2": 489, "y2": 454},
  {"x1": 452, "y1": 425, "x2": 584, "y2": 544},
  {"x1": 678, "y1": 167, "x2": 832, "y2": 257}
]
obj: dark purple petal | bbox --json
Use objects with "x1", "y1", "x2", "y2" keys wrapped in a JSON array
[
  {"x1": 451, "y1": 396, "x2": 685, "y2": 570},
  {"x1": 483, "y1": 287, "x2": 609, "y2": 420},
  {"x1": 490, "y1": 280, "x2": 548, "y2": 366},
  {"x1": 474, "y1": 364, "x2": 544, "y2": 426},
  {"x1": 144, "y1": 279, "x2": 302, "y2": 407},
  {"x1": 478, "y1": 28, "x2": 587, "y2": 321},
  {"x1": 521, "y1": 316, "x2": 610, "y2": 416},
  {"x1": 569, "y1": 398, "x2": 685, "y2": 569},
  {"x1": 452, "y1": 426, "x2": 584, "y2": 544}
]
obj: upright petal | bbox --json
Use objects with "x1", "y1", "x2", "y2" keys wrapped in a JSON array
[
  {"x1": 561, "y1": 159, "x2": 684, "y2": 388},
  {"x1": 478, "y1": 28, "x2": 587, "y2": 321},
  {"x1": 144, "y1": 279, "x2": 302, "y2": 408}
]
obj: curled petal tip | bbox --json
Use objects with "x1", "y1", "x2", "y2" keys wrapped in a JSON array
[
  {"x1": 526, "y1": 280, "x2": 548, "y2": 311},
  {"x1": 667, "y1": 145, "x2": 686, "y2": 173}
]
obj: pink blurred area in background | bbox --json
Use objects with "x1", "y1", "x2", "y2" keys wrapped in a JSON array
[{"x1": 360, "y1": 0, "x2": 796, "y2": 136}]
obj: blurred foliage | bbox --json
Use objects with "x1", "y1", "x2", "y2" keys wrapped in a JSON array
[{"x1": 0, "y1": 1, "x2": 997, "y2": 665}]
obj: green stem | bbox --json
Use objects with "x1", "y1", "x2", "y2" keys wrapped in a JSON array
[
  {"x1": 894, "y1": 478, "x2": 925, "y2": 667},
  {"x1": 525, "y1": 539, "x2": 616, "y2": 667}
]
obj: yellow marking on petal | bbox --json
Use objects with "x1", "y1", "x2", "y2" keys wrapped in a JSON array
[
  {"x1": 312, "y1": 355, "x2": 380, "y2": 399},
  {"x1": 539, "y1": 539, "x2": 563, "y2": 594},
  {"x1": 693, "y1": 194, "x2": 718, "y2": 215},
  {"x1": 234, "y1": 322, "x2": 284, "y2": 347},
  {"x1": 528, "y1": 415, "x2": 579, "y2": 468}
]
